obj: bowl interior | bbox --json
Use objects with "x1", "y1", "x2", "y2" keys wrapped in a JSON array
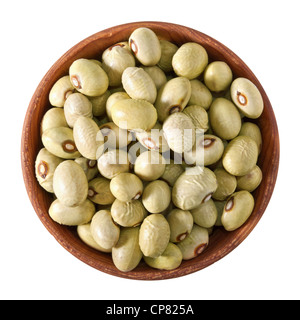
[{"x1": 21, "y1": 21, "x2": 279, "y2": 280}]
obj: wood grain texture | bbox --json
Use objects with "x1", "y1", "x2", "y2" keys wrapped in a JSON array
[{"x1": 21, "y1": 21, "x2": 280, "y2": 280}]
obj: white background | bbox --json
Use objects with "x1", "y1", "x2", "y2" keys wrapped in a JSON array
[{"x1": 1, "y1": 0, "x2": 298, "y2": 300}]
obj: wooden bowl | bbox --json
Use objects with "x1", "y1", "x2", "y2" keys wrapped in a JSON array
[{"x1": 21, "y1": 21, "x2": 279, "y2": 280}]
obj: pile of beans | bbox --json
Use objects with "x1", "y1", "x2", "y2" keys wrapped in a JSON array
[{"x1": 35, "y1": 27, "x2": 263, "y2": 272}]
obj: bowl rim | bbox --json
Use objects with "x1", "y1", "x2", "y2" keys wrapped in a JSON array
[{"x1": 21, "y1": 21, "x2": 280, "y2": 280}]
